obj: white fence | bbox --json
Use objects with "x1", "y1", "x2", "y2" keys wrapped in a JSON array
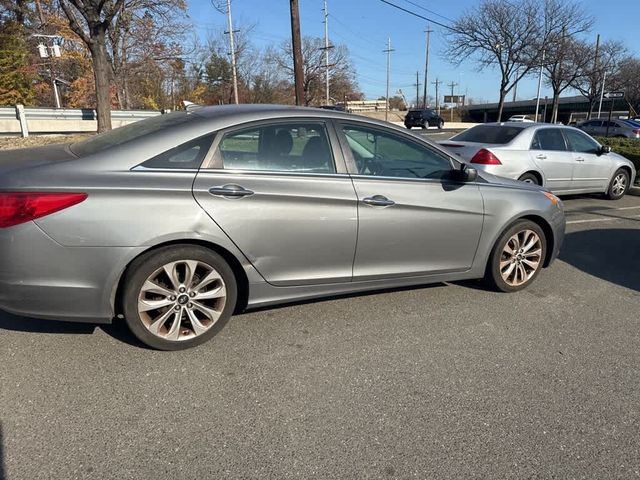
[{"x1": 0, "y1": 105, "x2": 160, "y2": 137}]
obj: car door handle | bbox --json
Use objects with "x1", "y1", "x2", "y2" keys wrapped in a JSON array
[
  {"x1": 535, "y1": 154, "x2": 547, "y2": 160},
  {"x1": 209, "y1": 184, "x2": 254, "y2": 197},
  {"x1": 575, "y1": 157, "x2": 585, "y2": 162},
  {"x1": 362, "y1": 195, "x2": 395, "y2": 207}
]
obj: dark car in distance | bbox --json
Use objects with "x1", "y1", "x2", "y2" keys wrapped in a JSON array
[{"x1": 404, "y1": 109, "x2": 445, "y2": 130}]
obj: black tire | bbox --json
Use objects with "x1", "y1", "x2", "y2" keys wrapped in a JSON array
[
  {"x1": 438, "y1": 120, "x2": 444, "y2": 129},
  {"x1": 485, "y1": 219, "x2": 547, "y2": 293},
  {"x1": 122, "y1": 245, "x2": 237, "y2": 350},
  {"x1": 421, "y1": 122, "x2": 427, "y2": 129},
  {"x1": 605, "y1": 168, "x2": 629, "y2": 200},
  {"x1": 405, "y1": 125, "x2": 412, "y2": 130},
  {"x1": 518, "y1": 172, "x2": 540, "y2": 185}
]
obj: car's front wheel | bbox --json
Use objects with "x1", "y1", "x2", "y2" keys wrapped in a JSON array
[
  {"x1": 605, "y1": 168, "x2": 629, "y2": 200},
  {"x1": 485, "y1": 220, "x2": 546, "y2": 292},
  {"x1": 122, "y1": 245, "x2": 237, "y2": 350},
  {"x1": 437, "y1": 120, "x2": 444, "y2": 129}
]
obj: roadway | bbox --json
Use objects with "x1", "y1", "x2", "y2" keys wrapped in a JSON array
[{"x1": 0, "y1": 193, "x2": 639, "y2": 479}]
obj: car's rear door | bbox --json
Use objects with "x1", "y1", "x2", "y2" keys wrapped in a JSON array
[
  {"x1": 529, "y1": 127, "x2": 574, "y2": 191},
  {"x1": 193, "y1": 119, "x2": 358, "y2": 286},
  {"x1": 562, "y1": 128, "x2": 611, "y2": 190},
  {"x1": 335, "y1": 121, "x2": 483, "y2": 279}
]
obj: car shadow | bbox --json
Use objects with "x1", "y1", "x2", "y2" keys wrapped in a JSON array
[
  {"x1": 560, "y1": 228, "x2": 640, "y2": 292},
  {"x1": 0, "y1": 313, "x2": 147, "y2": 349},
  {"x1": 1, "y1": 421, "x2": 6, "y2": 480}
]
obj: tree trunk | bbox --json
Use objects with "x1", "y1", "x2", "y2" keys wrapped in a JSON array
[
  {"x1": 497, "y1": 89, "x2": 507, "y2": 122},
  {"x1": 587, "y1": 99, "x2": 595, "y2": 120},
  {"x1": 551, "y1": 92, "x2": 560, "y2": 123},
  {"x1": 89, "y1": 31, "x2": 113, "y2": 132}
]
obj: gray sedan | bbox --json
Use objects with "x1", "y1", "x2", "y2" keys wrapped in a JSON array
[
  {"x1": 578, "y1": 118, "x2": 640, "y2": 139},
  {"x1": 0, "y1": 105, "x2": 565, "y2": 350},
  {"x1": 440, "y1": 123, "x2": 636, "y2": 198}
]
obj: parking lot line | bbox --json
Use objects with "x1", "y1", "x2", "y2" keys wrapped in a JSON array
[{"x1": 567, "y1": 214, "x2": 640, "y2": 224}]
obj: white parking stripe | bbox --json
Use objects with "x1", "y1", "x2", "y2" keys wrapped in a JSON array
[{"x1": 567, "y1": 214, "x2": 640, "y2": 225}]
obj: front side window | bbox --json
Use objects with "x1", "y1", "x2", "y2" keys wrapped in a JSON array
[
  {"x1": 563, "y1": 129, "x2": 600, "y2": 154},
  {"x1": 141, "y1": 134, "x2": 215, "y2": 169},
  {"x1": 217, "y1": 122, "x2": 335, "y2": 173},
  {"x1": 342, "y1": 124, "x2": 452, "y2": 179},
  {"x1": 531, "y1": 128, "x2": 567, "y2": 151}
]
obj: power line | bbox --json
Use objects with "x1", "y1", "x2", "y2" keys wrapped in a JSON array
[
  {"x1": 398, "y1": 0, "x2": 455, "y2": 23},
  {"x1": 378, "y1": 0, "x2": 457, "y2": 32}
]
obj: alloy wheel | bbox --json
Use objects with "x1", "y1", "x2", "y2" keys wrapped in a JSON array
[
  {"x1": 612, "y1": 173, "x2": 627, "y2": 197},
  {"x1": 499, "y1": 230, "x2": 542, "y2": 287},
  {"x1": 137, "y1": 260, "x2": 227, "y2": 341}
]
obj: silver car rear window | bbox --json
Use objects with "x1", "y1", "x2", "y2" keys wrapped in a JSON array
[
  {"x1": 452, "y1": 125, "x2": 525, "y2": 144},
  {"x1": 70, "y1": 111, "x2": 191, "y2": 157}
]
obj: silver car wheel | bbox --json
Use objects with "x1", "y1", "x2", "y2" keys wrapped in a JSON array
[
  {"x1": 137, "y1": 260, "x2": 227, "y2": 341},
  {"x1": 522, "y1": 178, "x2": 535, "y2": 184},
  {"x1": 499, "y1": 229, "x2": 542, "y2": 287},
  {"x1": 612, "y1": 173, "x2": 627, "y2": 197}
]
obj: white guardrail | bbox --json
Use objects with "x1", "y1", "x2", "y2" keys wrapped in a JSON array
[{"x1": 0, "y1": 105, "x2": 161, "y2": 137}]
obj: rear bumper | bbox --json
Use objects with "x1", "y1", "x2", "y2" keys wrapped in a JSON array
[{"x1": 0, "y1": 222, "x2": 143, "y2": 324}]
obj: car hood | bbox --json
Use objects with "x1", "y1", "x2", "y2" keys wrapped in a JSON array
[
  {"x1": 0, "y1": 143, "x2": 77, "y2": 176},
  {"x1": 476, "y1": 169, "x2": 545, "y2": 192}
]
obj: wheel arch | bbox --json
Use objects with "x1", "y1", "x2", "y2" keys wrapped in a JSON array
[{"x1": 113, "y1": 239, "x2": 250, "y2": 318}]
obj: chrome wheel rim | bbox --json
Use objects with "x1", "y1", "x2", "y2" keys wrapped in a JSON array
[
  {"x1": 500, "y1": 230, "x2": 542, "y2": 287},
  {"x1": 612, "y1": 173, "x2": 627, "y2": 197},
  {"x1": 138, "y1": 260, "x2": 226, "y2": 341},
  {"x1": 522, "y1": 178, "x2": 535, "y2": 184}
]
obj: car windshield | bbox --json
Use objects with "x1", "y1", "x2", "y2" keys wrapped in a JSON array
[
  {"x1": 69, "y1": 111, "x2": 191, "y2": 157},
  {"x1": 451, "y1": 125, "x2": 525, "y2": 144}
]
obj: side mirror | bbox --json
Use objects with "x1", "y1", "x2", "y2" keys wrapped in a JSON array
[
  {"x1": 458, "y1": 163, "x2": 478, "y2": 182},
  {"x1": 599, "y1": 145, "x2": 611, "y2": 156}
]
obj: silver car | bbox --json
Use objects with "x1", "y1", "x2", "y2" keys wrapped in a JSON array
[
  {"x1": 0, "y1": 105, "x2": 565, "y2": 350},
  {"x1": 578, "y1": 118, "x2": 640, "y2": 139},
  {"x1": 440, "y1": 122, "x2": 636, "y2": 198}
]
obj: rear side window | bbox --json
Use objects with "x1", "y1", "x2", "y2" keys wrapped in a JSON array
[
  {"x1": 141, "y1": 134, "x2": 215, "y2": 169},
  {"x1": 531, "y1": 129, "x2": 567, "y2": 151},
  {"x1": 217, "y1": 122, "x2": 335, "y2": 173},
  {"x1": 452, "y1": 125, "x2": 524, "y2": 144}
]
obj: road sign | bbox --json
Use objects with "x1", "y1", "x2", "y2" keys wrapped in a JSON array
[
  {"x1": 444, "y1": 95, "x2": 465, "y2": 104},
  {"x1": 603, "y1": 91, "x2": 624, "y2": 99}
]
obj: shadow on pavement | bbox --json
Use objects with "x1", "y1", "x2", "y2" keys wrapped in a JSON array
[
  {"x1": 1, "y1": 421, "x2": 6, "y2": 480},
  {"x1": 0, "y1": 313, "x2": 146, "y2": 349},
  {"x1": 560, "y1": 228, "x2": 640, "y2": 292}
]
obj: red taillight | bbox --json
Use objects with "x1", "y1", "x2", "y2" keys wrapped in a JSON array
[
  {"x1": 471, "y1": 149, "x2": 502, "y2": 165},
  {"x1": 633, "y1": 129, "x2": 640, "y2": 137},
  {"x1": 0, "y1": 192, "x2": 87, "y2": 228}
]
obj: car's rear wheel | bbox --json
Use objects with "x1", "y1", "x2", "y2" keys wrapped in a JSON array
[
  {"x1": 438, "y1": 120, "x2": 444, "y2": 129},
  {"x1": 485, "y1": 220, "x2": 546, "y2": 292},
  {"x1": 605, "y1": 169, "x2": 629, "y2": 200},
  {"x1": 518, "y1": 172, "x2": 540, "y2": 185},
  {"x1": 122, "y1": 245, "x2": 237, "y2": 350}
]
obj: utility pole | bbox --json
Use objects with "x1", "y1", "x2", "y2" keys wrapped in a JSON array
[
  {"x1": 597, "y1": 70, "x2": 607, "y2": 119},
  {"x1": 383, "y1": 37, "x2": 394, "y2": 122},
  {"x1": 590, "y1": 34, "x2": 601, "y2": 120},
  {"x1": 414, "y1": 71, "x2": 421, "y2": 108},
  {"x1": 535, "y1": 49, "x2": 545, "y2": 122},
  {"x1": 223, "y1": 0, "x2": 239, "y2": 104},
  {"x1": 448, "y1": 81, "x2": 458, "y2": 122},
  {"x1": 290, "y1": 0, "x2": 305, "y2": 105},
  {"x1": 34, "y1": 0, "x2": 61, "y2": 108},
  {"x1": 422, "y1": 25, "x2": 432, "y2": 108},
  {"x1": 432, "y1": 78, "x2": 442, "y2": 115},
  {"x1": 321, "y1": 0, "x2": 334, "y2": 105}
]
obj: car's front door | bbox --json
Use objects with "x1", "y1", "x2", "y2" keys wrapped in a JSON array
[
  {"x1": 563, "y1": 128, "x2": 611, "y2": 190},
  {"x1": 529, "y1": 127, "x2": 574, "y2": 190},
  {"x1": 193, "y1": 120, "x2": 358, "y2": 286},
  {"x1": 336, "y1": 122, "x2": 483, "y2": 280}
]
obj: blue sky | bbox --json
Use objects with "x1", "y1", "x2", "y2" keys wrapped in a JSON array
[{"x1": 187, "y1": 0, "x2": 638, "y2": 104}]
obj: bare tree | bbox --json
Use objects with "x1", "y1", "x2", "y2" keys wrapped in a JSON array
[
  {"x1": 446, "y1": 0, "x2": 592, "y2": 121},
  {"x1": 58, "y1": 0, "x2": 125, "y2": 131},
  {"x1": 271, "y1": 36, "x2": 359, "y2": 106},
  {"x1": 570, "y1": 40, "x2": 627, "y2": 119},
  {"x1": 610, "y1": 56, "x2": 640, "y2": 116},
  {"x1": 544, "y1": 37, "x2": 593, "y2": 123}
]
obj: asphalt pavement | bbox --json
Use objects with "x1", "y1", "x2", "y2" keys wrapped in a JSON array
[{"x1": 1, "y1": 194, "x2": 639, "y2": 479}]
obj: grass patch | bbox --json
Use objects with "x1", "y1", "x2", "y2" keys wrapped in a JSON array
[{"x1": 597, "y1": 137, "x2": 640, "y2": 185}]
